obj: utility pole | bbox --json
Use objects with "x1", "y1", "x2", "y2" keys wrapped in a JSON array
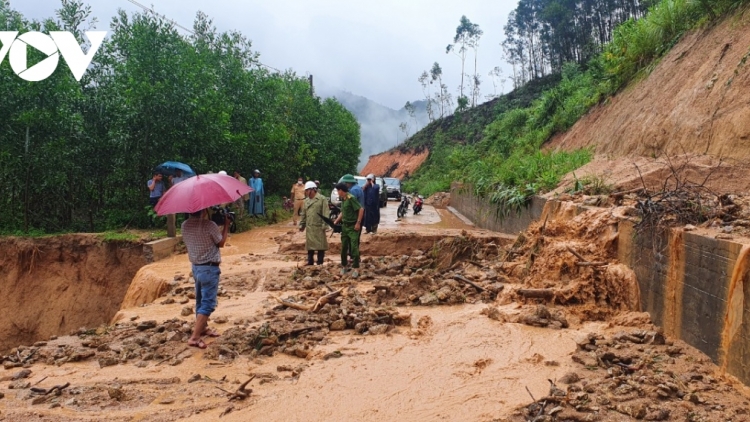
[{"x1": 309, "y1": 75, "x2": 314, "y2": 97}]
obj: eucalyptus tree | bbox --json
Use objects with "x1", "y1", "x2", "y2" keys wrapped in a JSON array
[
  {"x1": 430, "y1": 62, "x2": 450, "y2": 118},
  {"x1": 417, "y1": 71, "x2": 435, "y2": 122},
  {"x1": 446, "y1": 15, "x2": 481, "y2": 104},
  {"x1": 404, "y1": 101, "x2": 418, "y2": 131}
]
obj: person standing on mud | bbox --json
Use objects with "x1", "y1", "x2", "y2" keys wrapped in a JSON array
[
  {"x1": 333, "y1": 182, "x2": 364, "y2": 278},
  {"x1": 182, "y1": 209, "x2": 229, "y2": 349},
  {"x1": 363, "y1": 174, "x2": 381, "y2": 234},
  {"x1": 248, "y1": 170, "x2": 265, "y2": 216},
  {"x1": 291, "y1": 177, "x2": 306, "y2": 226},
  {"x1": 299, "y1": 181, "x2": 329, "y2": 265}
]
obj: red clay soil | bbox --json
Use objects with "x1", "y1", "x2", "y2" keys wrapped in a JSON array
[
  {"x1": 547, "y1": 10, "x2": 750, "y2": 162},
  {"x1": 360, "y1": 148, "x2": 429, "y2": 179}
]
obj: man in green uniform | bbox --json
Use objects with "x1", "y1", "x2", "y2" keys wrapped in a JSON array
[
  {"x1": 333, "y1": 182, "x2": 364, "y2": 278},
  {"x1": 299, "y1": 181, "x2": 329, "y2": 266}
]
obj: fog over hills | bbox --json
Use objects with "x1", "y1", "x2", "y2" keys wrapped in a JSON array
[{"x1": 314, "y1": 81, "x2": 430, "y2": 170}]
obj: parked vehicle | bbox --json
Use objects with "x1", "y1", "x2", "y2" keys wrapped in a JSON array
[
  {"x1": 330, "y1": 175, "x2": 388, "y2": 208},
  {"x1": 384, "y1": 177, "x2": 402, "y2": 200},
  {"x1": 397, "y1": 195, "x2": 410, "y2": 219},
  {"x1": 413, "y1": 195, "x2": 423, "y2": 215}
]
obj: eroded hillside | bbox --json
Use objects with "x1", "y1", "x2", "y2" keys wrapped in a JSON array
[
  {"x1": 547, "y1": 10, "x2": 750, "y2": 163},
  {"x1": 360, "y1": 147, "x2": 429, "y2": 178}
]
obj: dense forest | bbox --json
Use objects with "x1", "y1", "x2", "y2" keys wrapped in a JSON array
[
  {"x1": 503, "y1": 0, "x2": 653, "y2": 85},
  {"x1": 404, "y1": 0, "x2": 748, "y2": 208},
  {"x1": 0, "y1": 0, "x2": 360, "y2": 233}
]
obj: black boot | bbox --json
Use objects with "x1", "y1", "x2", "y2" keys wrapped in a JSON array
[
  {"x1": 317, "y1": 251, "x2": 325, "y2": 265},
  {"x1": 307, "y1": 250, "x2": 314, "y2": 266}
]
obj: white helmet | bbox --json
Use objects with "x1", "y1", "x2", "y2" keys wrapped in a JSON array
[
  {"x1": 366, "y1": 173, "x2": 375, "y2": 180},
  {"x1": 304, "y1": 181, "x2": 317, "y2": 190},
  {"x1": 218, "y1": 170, "x2": 227, "y2": 175}
]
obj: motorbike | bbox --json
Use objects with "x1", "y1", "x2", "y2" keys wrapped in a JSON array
[
  {"x1": 397, "y1": 195, "x2": 410, "y2": 219},
  {"x1": 282, "y1": 196, "x2": 294, "y2": 212},
  {"x1": 413, "y1": 195, "x2": 423, "y2": 215},
  {"x1": 328, "y1": 201, "x2": 341, "y2": 223}
]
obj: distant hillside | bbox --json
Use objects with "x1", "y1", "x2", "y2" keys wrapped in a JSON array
[{"x1": 314, "y1": 82, "x2": 429, "y2": 169}]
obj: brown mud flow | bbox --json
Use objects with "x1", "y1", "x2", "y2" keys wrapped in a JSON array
[
  {"x1": 2, "y1": 209, "x2": 750, "y2": 421},
  {"x1": 663, "y1": 230, "x2": 685, "y2": 339},
  {"x1": 721, "y1": 244, "x2": 750, "y2": 372}
]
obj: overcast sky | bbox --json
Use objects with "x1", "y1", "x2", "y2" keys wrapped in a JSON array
[{"x1": 13, "y1": 0, "x2": 517, "y2": 110}]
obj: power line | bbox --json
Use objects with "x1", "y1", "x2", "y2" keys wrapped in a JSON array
[{"x1": 124, "y1": 0, "x2": 282, "y2": 73}]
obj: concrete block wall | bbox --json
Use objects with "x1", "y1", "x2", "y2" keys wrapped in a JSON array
[
  {"x1": 451, "y1": 189, "x2": 750, "y2": 386},
  {"x1": 450, "y1": 183, "x2": 547, "y2": 235},
  {"x1": 143, "y1": 236, "x2": 183, "y2": 263},
  {"x1": 618, "y1": 224, "x2": 743, "y2": 363}
]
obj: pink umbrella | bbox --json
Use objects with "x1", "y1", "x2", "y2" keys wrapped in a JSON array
[{"x1": 154, "y1": 173, "x2": 253, "y2": 215}]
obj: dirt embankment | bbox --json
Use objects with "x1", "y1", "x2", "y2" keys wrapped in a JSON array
[
  {"x1": 360, "y1": 147, "x2": 429, "y2": 179},
  {"x1": 548, "y1": 10, "x2": 750, "y2": 164},
  {"x1": 0, "y1": 235, "x2": 146, "y2": 351}
]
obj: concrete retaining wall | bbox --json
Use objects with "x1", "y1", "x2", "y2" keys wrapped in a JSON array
[
  {"x1": 450, "y1": 183, "x2": 547, "y2": 234},
  {"x1": 451, "y1": 189, "x2": 750, "y2": 385},
  {"x1": 143, "y1": 236, "x2": 182, "y2": 262}
]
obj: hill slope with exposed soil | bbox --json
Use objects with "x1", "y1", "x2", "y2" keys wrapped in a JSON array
[
  {"x1": 546, "y1": 10, "x2": 750, "y2": 187},
  {"x1": 365, "y1": 10, "x2": 750, "y2": 192}
]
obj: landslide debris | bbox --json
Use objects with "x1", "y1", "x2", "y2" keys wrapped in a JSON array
[
  {"x1": 494, "y1": 206, "x2": 641, "y2": 322},
  {"x1": 506, "y1": 325, "x2": 750, "y2": 422}
]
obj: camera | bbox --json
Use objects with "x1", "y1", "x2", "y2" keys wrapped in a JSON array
[{"x1": 210, "y1": 206, "x2": 236, "y2": 232}]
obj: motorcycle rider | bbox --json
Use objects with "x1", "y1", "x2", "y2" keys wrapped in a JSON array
[{"x1": 413, "y1": 194, "x2": 424, "y2": 215}]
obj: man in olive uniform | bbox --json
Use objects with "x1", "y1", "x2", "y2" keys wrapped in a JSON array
[
  {"x1": 291, "y1": 177, "x2": 306, "y2": 226},
  {"x1": 333, "y1": 182, "x2": 364, "y2": 278},
  {"x1": 299, "y1": 181, "x2": 329, "y2": 265}
]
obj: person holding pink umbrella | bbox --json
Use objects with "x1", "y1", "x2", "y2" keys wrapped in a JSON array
[
  {"x1": 182, "y1": 208, "x2": 229, "y2": 348},
  {"x1": 154, "y1": 173, "x2": 252, "y2": 348}
]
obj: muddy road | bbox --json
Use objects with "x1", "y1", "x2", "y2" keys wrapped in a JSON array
[{"x1": 1, "y1": 203, "x2": 750, "y2": 421}]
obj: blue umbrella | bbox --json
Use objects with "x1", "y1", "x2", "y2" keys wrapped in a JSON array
[{"x1": 155, "y1": 161, "x2": 196, "y2": 177}]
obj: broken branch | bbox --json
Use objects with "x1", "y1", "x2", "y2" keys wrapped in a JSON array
[
  {"x1": 565, "y1": 246, "x2": 586, "y2": 262},
  {"x1": 453, "y1": 275, "x2": 485, "y2": 292},
  {"x1": 311, "y1": 288, "x2": 344, "y2": 312},
  {"x1": 575, "y1": 261, "x2": 608, "y2": 267},
  {"x1": 271, "y1": 295, "x2": 312, "y2": 311}
]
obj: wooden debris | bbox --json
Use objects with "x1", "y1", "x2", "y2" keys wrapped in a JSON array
[
  {"x1": 565, "y1": 246, "x2": 586, "y2": 262},
  {"x1": 271, "y1": 295, "x2": 312, "y2": 311},
  {"x1": 223, "y1": 376, "x2": 254, "y2": 401},
  {"x1": 311, "y1": 288, "x2": 344, "y2": 312},
  {"x1": 453, "y1": 275, "x2": 485, "y2": 292},
  {"x1": 517, "y1": 289, "x2": 555, "y2": 300},
  {"x1": 30, "y1": 382, "x2": 70, "y2": 396},
  {"x1": 575, "y1": 261, "x2": 608, "y2": 267}
]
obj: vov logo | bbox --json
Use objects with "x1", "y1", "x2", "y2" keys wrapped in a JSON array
[{"x1": 0, "y1": 31, "x2": 107, "y2": 82}]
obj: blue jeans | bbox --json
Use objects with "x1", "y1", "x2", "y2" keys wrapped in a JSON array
[{"x1": 192, "y1": 264, "x2": 220, "y2": 316}]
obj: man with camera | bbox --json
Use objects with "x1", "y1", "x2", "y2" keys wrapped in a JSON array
[{"x1": 181, "y1": 208, "x2": 230, "y2": 349}]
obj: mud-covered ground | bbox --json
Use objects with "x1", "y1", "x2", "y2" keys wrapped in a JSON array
[{"x1": 1, "y1": 203, "x2": 750, "y2": 421}]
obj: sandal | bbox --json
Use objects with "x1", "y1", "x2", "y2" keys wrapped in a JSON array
[
  {"x1": 202, "y1": 328, "x2": 221, "y2": 338},
  {"x1": 188, "y1": 339, "x2": 208, "y2": 349}
]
